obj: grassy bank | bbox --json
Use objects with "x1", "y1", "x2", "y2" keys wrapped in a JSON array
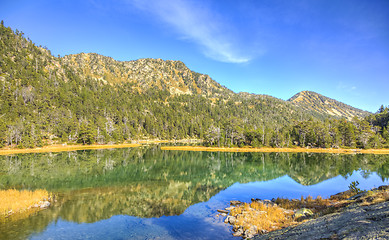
[
  {"x1": 160, "y1": 146, "x2": 389, "y2": 154},
  {"x1": 0, "y1": 189, "x2": 51, "y2": 222},
  {"x1": 0, "y1": 143, "x2": 142, "y2": 156}
]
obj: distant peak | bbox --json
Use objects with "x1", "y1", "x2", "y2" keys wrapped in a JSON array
[{"x1": 288, "y1": 90, "x2": 370, "y2": 120}]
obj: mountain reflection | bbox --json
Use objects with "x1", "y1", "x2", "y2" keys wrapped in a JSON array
[
  {"x1": 0, "y1": 147, "x2": 388, "y2": 239},
  {"x1": 0, "y1": 148, "x2": 388, "y2": 218}
]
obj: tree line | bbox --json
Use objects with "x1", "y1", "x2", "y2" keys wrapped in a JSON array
[{"x1": 203, "y1": 112, "x2": 389, "y2": 149}]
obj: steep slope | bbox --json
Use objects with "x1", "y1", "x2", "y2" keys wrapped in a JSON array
[
  {"x1": 288, "y1": 91, "x2": 370, "y2": 120},
  {"x1": 62, "y1": 53, "x2": 233, "y2": 98}
]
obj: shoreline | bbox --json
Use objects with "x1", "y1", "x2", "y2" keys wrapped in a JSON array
[
  {"x1": 0, "y1": 139, "x2": 202, "y2": 156},
  {"x1": 160, "y1": 146, "x2": 389, "y2": 154},
  {"x1": 0, "y1": 143, "x2": 142, "y2": 156},
  {"x1": 222, "y1": 185, "x2": 389, "y2": 239},
  {"x1": 1, "y1": 143, "x2": 389, "y2": 156}
]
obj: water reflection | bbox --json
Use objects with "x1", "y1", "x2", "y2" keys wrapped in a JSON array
[{"x1": 0, "y1": 147, "x2": 388, "y2": 239}]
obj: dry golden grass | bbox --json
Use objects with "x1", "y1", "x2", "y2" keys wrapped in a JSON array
[
  {"x1": 227, "y1": 196, "x2": 334, "y2": 235},
  {"x1": 226, "y1": 186, "x2": 389, "y2": 237},
  {"x1": 230, "y1": 202, "x2": 294, "y2": 232},
  {"x1": 275, "y1": 195, "x2": 331, "y2": 211},
  {"x1": 0, "y1": 189, "x2": 50, "y2": 220},
  {"x1": 161, "y1": 146, "x2": 389, "y2": 154},
  {"x1": 0, "y1": 143, "x2": 141, "y2": 156}
]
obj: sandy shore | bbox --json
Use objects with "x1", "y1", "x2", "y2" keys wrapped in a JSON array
[{"x1": 160, "y1": 146, "x2": 389, "y2": 154}]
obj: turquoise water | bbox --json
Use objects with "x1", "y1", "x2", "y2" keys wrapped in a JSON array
[{"x1": 1, "y1": 146, "x2": 388, "y2": 239}]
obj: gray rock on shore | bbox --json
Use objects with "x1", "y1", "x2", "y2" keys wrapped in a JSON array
[{"x1": 253, "y1": 201, "x2": 389, "y2": 240}]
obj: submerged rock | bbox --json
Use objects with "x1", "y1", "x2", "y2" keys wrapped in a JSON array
[
  {"x1": 217, "y1": 209, "x2": 229, "y2": 214},
  {"x1": 224, "y1": 215, "x2": 236, "y2": 224},
  {"x1": 230, "y1": 200, "x2": 242, "y2": 206}
]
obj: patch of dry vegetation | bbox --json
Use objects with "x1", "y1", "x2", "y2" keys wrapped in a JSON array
[
  {"x1": 0, "y1": 189, "x2": 51, "y2": 221},
  {"x1": 230, "y1": 202, "x2": 294, "y2": 233},
  {"x1": 223, "y1": 185, "x2": 389, "y2": 238},
  {"x1": 274, "y1": 195, "x2": 331, "y2": 211}
]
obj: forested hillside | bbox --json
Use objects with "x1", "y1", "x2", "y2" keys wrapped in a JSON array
[{"x1": 0, "y1": 22, "x2": 388, "y2": 149}]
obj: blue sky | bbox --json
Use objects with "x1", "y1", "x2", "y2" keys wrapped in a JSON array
[{"x1": 1, "y1": 0, "x2": 388, "y2": 112}]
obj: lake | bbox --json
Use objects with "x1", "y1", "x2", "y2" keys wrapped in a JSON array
[{"x1": 1, "y1": 145, "x2": 388, "y2": 239}]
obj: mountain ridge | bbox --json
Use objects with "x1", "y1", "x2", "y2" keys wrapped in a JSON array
[
  {"x1": 61, "y1": 52, "x2": 370, "y2": 120},
  {"x1": 0, "y1": 22, "x2": 370, "y2": 118},
  {"x1": 288, "y1": 90, "x2": 370, "y2": 120},
  {"x1": 62, "y1": 53, "x2": 234, "y2": 98}
]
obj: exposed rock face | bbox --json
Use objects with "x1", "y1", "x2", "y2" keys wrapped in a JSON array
[
  {"x1": 253, "y1": 201, "x2": 389, "y2": 240},
  {"x1": 288, "y1": 91, "x2": 370, "y2": 120},
  {"x1": 62, "y1": 53, "x2": 233, "y2": 97}
]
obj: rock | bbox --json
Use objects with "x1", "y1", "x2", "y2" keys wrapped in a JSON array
[
  {"x1": 217, "y1": 209, "x2": 229, "y2": 214},
  {"x1": 244, "y1": 225, "x2": 258, "y2": 238},
  {"x1": 252, "y1": 201, "x2": 389, "y2": 240},
  {"x1": 230, "y1": 200, "x2": 242, "y2": 206},
  {"x1": 224, "y1": 216, "x2": 236, "y2": 224},
  {"x1": 232, "y1": 227, "x2": 244, "y2": 237},
  {"x1": 39, "y1": 201, "x2": 51, "y2": 208},
  {"x1": 378, "y1": 185, "x2": 389, "y2": 191},
  {"x1": 330, "y1": 189, "x2": 353, "y2": 200},
  {"x1": 262, "y1": 199, "x2": 277, "y2": 207},
  {"x1": 283, "y1": 209, "x2": 294, "y2": 215},
  {"x1": 225, "y1": 206, "x2": 235, "y2": 211},
  {"x1": 294, "y1": 208, "x2": 313, "y2": 220},
  {"x1": 347, "y1": 191, "x2": 367, "y2": 200},
  {"x1": 229, "y1": 216, "x2": 237, "y2": 224}
]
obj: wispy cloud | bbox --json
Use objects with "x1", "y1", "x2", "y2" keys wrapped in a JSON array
[
  {"x1": 337, "y1": 81, "x2": 358, "y2": 93},
  {"x1": 129, "y1": 0, "x2": 252, "y2": 63}
]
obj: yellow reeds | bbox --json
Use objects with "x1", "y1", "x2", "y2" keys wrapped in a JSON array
[{"x1": 0, "y1": 189, "x2": 50, "y2": 218}]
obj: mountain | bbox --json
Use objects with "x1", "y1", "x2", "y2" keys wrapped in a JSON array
[
  {"x1": 62, "y1": 53, "x2": 234, "y2": 98},
  {"x1": 0, "y1": 22, "x2": 387, "y2": 149},
  {"x1": 288, "y1": 91, "x2": 370, "y2": 120}
]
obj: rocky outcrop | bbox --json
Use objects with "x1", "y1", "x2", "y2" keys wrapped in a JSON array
[
  {"x1": 222, "y1": 185, "x2": 389, "y2": 239},
  {"x1": 253, "y1": 201, "x2": 389, "y2": 240}
]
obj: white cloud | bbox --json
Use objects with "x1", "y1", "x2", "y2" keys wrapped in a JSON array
[
  {"x1": 337, "y1": 82, "x2": 357, "y2": 93},
  {"x1": 129, "y1": 0, "x2": 252, "y2": 63}
]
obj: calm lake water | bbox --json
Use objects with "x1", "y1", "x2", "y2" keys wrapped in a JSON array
[{"x1": 1, "y1": 145, "x2": 389, "y2": 239}]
